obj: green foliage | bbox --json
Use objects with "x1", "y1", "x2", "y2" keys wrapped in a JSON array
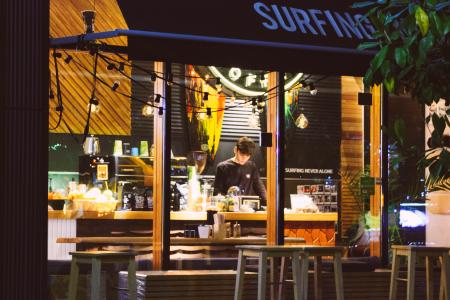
[{"x1": 354, "y1": 0, "x2": 450, "y2": 191}]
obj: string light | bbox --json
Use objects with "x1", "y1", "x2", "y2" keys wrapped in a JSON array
[
  {"x1": 158, "y1": 107, "x2": 164, "y2": 116},
  {"x1": 107, "y1": 63, "x2": 115, "y2": 70},
  {"x1": 150, "y1": 72, "x2": 157, "y2": 82},
  {"x1": 309, "y1": 83, "x2": 318, "y2": 95},
  {"x1": 49, "y1": 89, "x2": 55, "y2": 99},
  {"x1": 64, "y1": 55, "x2": 73, "y2": 64},
  {"x1": 251, "y1": 98, "x2": 257, "y2": 108},
  {"x1": 142, "y1": 101, "x2": 154, "y2": 117},
  {"x1": 295, "y1": 112, "x2": 309, "y2": 129},
  {"x1": 111, "y1": 81, "x2": 120, "y2": 91},
  {"x1": 257, "y1": 96, "x2": 265, "y2": 107},
  {"x1": 229, "y1": 93, "x2": 236, "y2": 105},
  {"x1": 154, "y1": 94, "x2": 161, "y2": 103},
  {"x1": 203, "y1": 92, "x2": 209, "y2": 101},
  {"x1": 196, "y1": 110, "x2": 206, "y2": 121},
  {"x1": 89, "y1": 97, "x2": 100, "y2": 114},
  {"x1": 166, "y1": 73, "x2": 173, "y2": 86},
  {"x1": 118, "y1": 62, "x2": 125, "y2": 72},
  {"x1": 215, "y1": 78, "x2": 222, "y2": 92},
  {"x1": 206, "y1": 107, "x2": 212, "y2": 118}
]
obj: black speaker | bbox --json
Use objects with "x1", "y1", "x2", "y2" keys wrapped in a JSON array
[
  {"x1": 259, "y1": 132, "x2": 272, "y2": 147},
  {"x1": 358, "y1": 92, "x2": 372, "y2": 106}
]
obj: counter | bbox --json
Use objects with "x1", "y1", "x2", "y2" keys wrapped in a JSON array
[{"x1": 48, "y1": 210, "x2": 337, "y2": 222}]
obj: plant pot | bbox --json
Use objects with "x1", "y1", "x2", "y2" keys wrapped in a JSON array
[{"x1": 427, "y1": 191, "x2": 450, "y2": 215}]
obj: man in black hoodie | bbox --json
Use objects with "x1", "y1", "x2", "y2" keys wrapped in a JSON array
[{"x1": 213, "y1": 136, "x2": 267, "y2": 206}]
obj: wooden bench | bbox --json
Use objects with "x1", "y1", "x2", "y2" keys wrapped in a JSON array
[{"x1": 117, "y1": 270, "x2": 258, "y2": 300}]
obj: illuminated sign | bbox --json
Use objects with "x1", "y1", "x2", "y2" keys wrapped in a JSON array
[{"x1": 208, "y1": 66, "x2": 302, "y2": 96}]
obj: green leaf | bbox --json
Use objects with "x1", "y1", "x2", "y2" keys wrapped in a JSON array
[
  {"x1": 394, "y1": 47, "x2": 407, "y2": 67},
  {"x1": 384, "y1": 77, "x2": 395, "y2": 92},
  {"x1": 436, "y1": 1, "x2": 450, "y2": 11},
  {"x1": 394, "y1": 119, "x2": 406, "y2": 145},
  {"x1": 352, "y1": 1, "x2": 377, "y2": 8},
  {"x1": 357, "y1": 42, "x2": 379, "y2": 50},
  {"x1": 419, "y1": 32, "x2": 435, "y2": 58},
  {"x1": 398, "y1": 65, "x2": 413, "y2": 79},
  {"x1": 372, "y1": 45, "x2": 389, "y2": 71},
  {"x1": 430, "y1": 12, "x2": 444, "y2": 36},
  {"x1": 415, "y1": 5, "x2": 429, "y2": 36},
  {"x1": 404, "y1": 33, "x2": 418, "y2": 48}
]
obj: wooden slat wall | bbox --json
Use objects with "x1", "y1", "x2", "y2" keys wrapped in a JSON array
[
  {"x1": 340, "y1": 76, "x2": 364, "y2": 236},
  {"x1": 49, "y1": 0, "x2": 131, "y2": 135}
]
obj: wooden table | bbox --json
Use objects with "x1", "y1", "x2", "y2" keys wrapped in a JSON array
[{"x1": 57, "y1": 236, "x2": 305, "y2": 246}]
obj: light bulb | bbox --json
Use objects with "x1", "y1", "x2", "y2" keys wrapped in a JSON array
[
  {"x1": 248, "y1": 113, "x2": 260, "y2": 129},
  {"x1": 310, "y1": 88, "x2": 318, "y2": 95},
  {"x1": 295, "y1": 113, "x2": 309, "y2": 129},
  {"x1": 88, "y1": 102, "x2": 100, "y2": 114},
  {"x1": 196, "y1": 110, "x2": 206, "y2": 121},
  {"x1": 142, "y1": 104, "x2": 154, "y2": 117},
  {"x1": 230, "y1": 95, "x2": 236, "y2": 104}
]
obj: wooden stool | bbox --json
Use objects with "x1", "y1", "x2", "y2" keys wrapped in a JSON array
[
  {"x1": 389, "y1": 245, "x2": 450, "y2": 300},
  {"x1": 68, "y1": 251, "x2": 137, "y2": 300},
  {"x1": 281, "y1": 246, "x2": 344, "y2": 300},
  {"x1": 234, "y1": 245, "x2": 305, "y2": 300}
]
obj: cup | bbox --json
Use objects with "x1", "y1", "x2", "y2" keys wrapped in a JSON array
[
  {"x1": 123, "y1": 143, "x2": 131, "y2": 155},
  {"x1": 131, "y1": 147, "x2": 139, "y2": 156},
  {"x1": 140, "y1": 141, "x2": 149, "y2": 156},
  {"x1": 198, "y1": 225, "x2": 211, "y2": 238},
  {"x1": 113, "y1": 140, "x2": 123, "y2": 156}
]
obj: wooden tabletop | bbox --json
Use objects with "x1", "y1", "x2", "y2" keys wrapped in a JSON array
[
  {"x1": 57, "y1": 236, "x2": 305, "y2": 246},
  {"x1": 69, "y1": 250, "x2": 137, "y2": 257}
]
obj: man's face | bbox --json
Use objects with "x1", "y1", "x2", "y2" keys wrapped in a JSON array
[{"x1": 235, "y1": 148, "x2": 251, "y2": 165}]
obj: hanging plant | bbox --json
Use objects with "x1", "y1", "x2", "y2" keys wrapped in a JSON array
[{"x1": 353, "y1": 0, "x2": 450, "y2": 191}]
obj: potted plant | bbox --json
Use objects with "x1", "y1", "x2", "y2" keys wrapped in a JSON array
[{"x1": 353, "y1": 0, "x2": 450, "y2": 200}]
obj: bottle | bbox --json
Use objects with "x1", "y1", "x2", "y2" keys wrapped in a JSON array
[
  {"x1": 67, "y1": 177, "x2": 77, "y2": 195},
  {"x1": 233, "y1": 222, "x2": 241, "y2": 237}
]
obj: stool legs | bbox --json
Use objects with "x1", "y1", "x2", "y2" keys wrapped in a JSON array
[
  {"x1": 234, "y1": 250, "x2": 246, "y2": 300},
  {"x1": 291, "y1": 252, "x2": 302, "y2": 300},
  {"x1": 406, "y1": 251, "x2": 417, "y2": 300},
  {"x1": 91, "y1": 257, "x2": 102, "y2": 300},
  {"x1": 68, "y1": 258, "x2": 79, "y2": 300},
  {"x1": 389, "y1": 251, "x2": 400, "y2": 300},
  {"x1": 333, "y1": 252, "x2": 344, "y2": 300},
  {"x1": 442, "y1": 253, "x2": 450, "y2": 300},
  {"x1": 128, "y1": 257, "x2": 137, "y2": 300},
  {"x1": 426, "y1": 256, "x2": 434, "y2": 300},
  {"x1": 257, "y1": 251, "x2": 268, "y2": 300},
  {"x1": 314, "y1": 256, "x2": 323, "y2": 300},
  {"x1": 301, "y1": 253, "x2": 309, "y2": 300}
]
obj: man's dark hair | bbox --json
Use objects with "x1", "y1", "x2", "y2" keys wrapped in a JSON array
[{"x1": 236, "y1": 136, "x2": 255, "y2": 155}]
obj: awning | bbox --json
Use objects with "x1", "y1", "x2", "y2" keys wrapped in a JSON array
[{"x1": 51, "y1": 0, "x2": 376, "y2": 76}]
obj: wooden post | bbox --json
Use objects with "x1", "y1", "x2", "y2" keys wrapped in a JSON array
[
  {"x1": 152, "y1": 61, "x2": 170, "y2": 270},
  {"x1": 266, "y1": 72, "x2": 284, "y2": 245},
  {"x1": 370, "y1": 85, "x2": 382, "y2": 257}
]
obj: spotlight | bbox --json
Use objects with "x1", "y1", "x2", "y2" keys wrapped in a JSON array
[
  {"x1": 64, "y1": 55, "x2": 73, "y2": 64},
  {"x1": 118, "y1": 62, "x2": 125, "y2": 72},
  {"x1": 206, "y1": 107, "x2": 212, "y2": 118},
  {"x1": 309, "y1": 83, "x2": 318, "y2": 95},
  {"x1": 107, "y1": 63, "x2": 115, "y2": 70},
  {"x1": 111, "y1": 81, "x2": 120, "y2": 91},
  {"x1": 154, "y1": 94, "x2": 161, "y2": 103},
  {"x1": 203, "y1": 92, "x2": 209, "y2": 101},
  {"x1": 81, "y1": 10, "x2": 96, "y2": 34},
  {"x1": 142, "y1": 103, "x2": 154, "y2": 117}
]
